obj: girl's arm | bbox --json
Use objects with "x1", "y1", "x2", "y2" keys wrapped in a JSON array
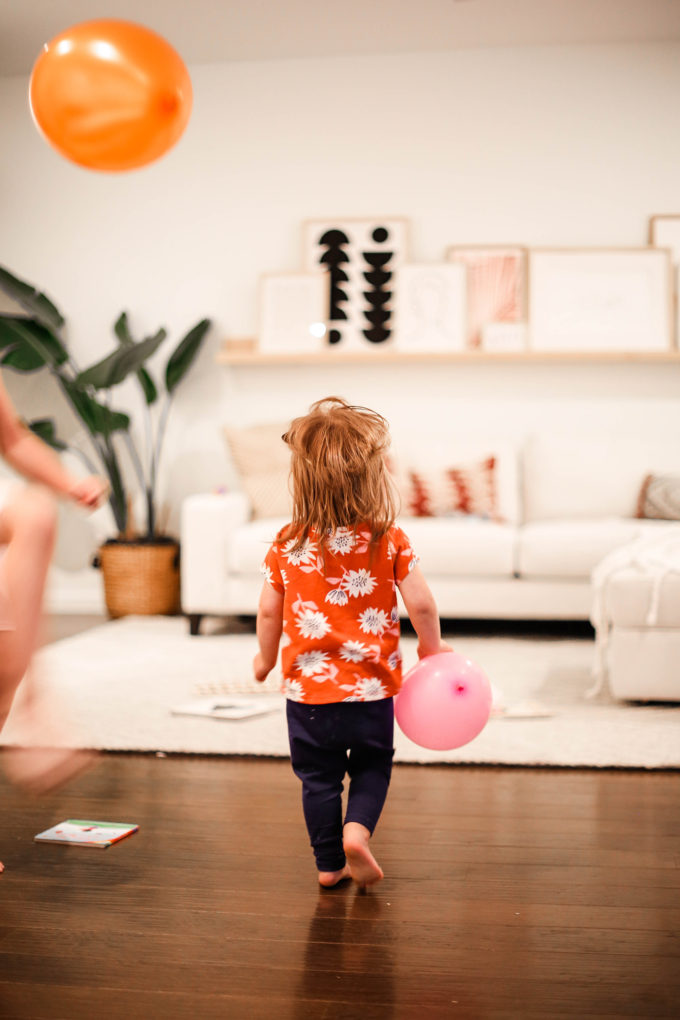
[
  {"x1": 399, "y1": 565, "x2": 453, "y2": 658},
  {"x1": 0, "y1": 372, "x2": 107, "y2": 509},
  {"x1": 254, "y1": 582, "x2": 284, "y2": 682}
]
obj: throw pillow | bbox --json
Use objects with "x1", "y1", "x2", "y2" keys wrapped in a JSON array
[
  {"x1": 223, "y1": 424, "x2": 292, "y2": 519},
  {"x1": 636, "y1": 474, "x2": 680, "y2": 521},
  {"x1": 401, "y1": 456, "x2": 501, "y2": 520}
]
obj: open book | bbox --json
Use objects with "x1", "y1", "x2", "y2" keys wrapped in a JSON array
[
  {"x1": 171, "y1": 696, "x2": 283, "y2": 721},
  {"x1": 35, "y1": 820, "x2": 138, "y2": 848}
]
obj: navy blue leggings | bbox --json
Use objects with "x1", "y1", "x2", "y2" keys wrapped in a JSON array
[{"x1": 286, "y1": 698, "x2": 395, "y2": 872}]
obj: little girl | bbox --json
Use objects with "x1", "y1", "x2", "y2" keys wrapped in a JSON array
[{"x1": 254, "y1": 396, "x2": 449, "y2": 889}]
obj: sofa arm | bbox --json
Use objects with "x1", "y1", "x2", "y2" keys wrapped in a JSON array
[{"x1": 180, "y1": 491, "x2": 251, "y2": 615}]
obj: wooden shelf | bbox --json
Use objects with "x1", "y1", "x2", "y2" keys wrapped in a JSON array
[{"x1": 217, "y1": 343, "x2": 680, "y2": 366}]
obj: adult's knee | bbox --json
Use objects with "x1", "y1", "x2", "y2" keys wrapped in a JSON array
[{"x1": 13, "y1": 487, "x2": 58, "y2": 543}]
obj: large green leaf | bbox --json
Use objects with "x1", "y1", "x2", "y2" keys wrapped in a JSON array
[
  {"x1": 113, "y1": 312, "x2": 158, "y2": 404},
  {"x1": 113, "y1": 312, "x2": 134, "y2": 346},
  {"x1": 165, "y1": 319, "x2": 211, "y2": 394},
  {"x1": 76, "y1": 328, "x2": 167, "y2": 390},
  {"x1": 0, "y1": 316, "x2": 69, "y2": 371},
  {"x1": 59, "y1": 377, "x2": 130, "y2": 437},
  {"x1": 27, "y1": 417, "x2": 68, "y2": 452},
  {"x1": 0, "y1": 265, "x2": 65, "y2": 333}
]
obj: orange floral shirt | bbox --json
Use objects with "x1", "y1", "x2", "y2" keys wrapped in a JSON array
[{"x1": 262, "y1": 524, "x2": 418, "y2": 704}]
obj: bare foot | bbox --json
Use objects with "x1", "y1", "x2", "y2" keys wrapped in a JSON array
[
  {"x1": 343, "y1": 822, "x2": 384, "y2": 889},
  {"x1": 0, "y1": 860, "x2": 4, "y2": 874},
  {"x1": 318, "y1": 864, "x2": 351, "y2": 888}
]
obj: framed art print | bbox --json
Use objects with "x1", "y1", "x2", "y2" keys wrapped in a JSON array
[
  {"x1": 528, "y1": 248, "x2": 673, "y2": 353},
  {"x1": 393, "y1": 263, "x2": 466, "y2": 352},
  {"x1": 446, "y1": 245, "x2": 527, "y2": 350},
  {"x1": 258, "y1": 273, "x2": 328, "y2": 354},
  {"x1": 303, "y1": 217, "x2": 408, "y2": 350},
  {"x1": 649, "y1": 215, "x2": 680, "y2": 346}
]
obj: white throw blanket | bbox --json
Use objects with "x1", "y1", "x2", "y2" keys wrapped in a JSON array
[{"x1": 589, "y1": 526, "x2": 680, "y2": 695}]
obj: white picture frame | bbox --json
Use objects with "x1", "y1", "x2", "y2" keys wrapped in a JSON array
[
  {"x1": 446, "y1": 245, "x2": 527, "y2": 350},
  {"x1": 649, "y1": 215, "x2": 680, "y2": 346},
  {"x1": 528, "y1": 248, "x2": 673, "y2": 353},
  {"x1": 393, "y1": 263, "x2": 466, "y2": 352},
  {"x1": 258, "y1": 273, "x2": 329, "y2": 355},
  {"x1": 303, "y1": 217, "x2": 409, "y2": 351}
]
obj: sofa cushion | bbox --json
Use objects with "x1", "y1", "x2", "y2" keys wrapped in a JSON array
[
  {"x1": 523, "y1": 435, "x2": 680, "y2": 522},
  {"x1": 391, "y1": 438, "x2": 520, "y2": 524},
  {"x1": 398, "y1": 517, "x2": 516, "y2": 577},
  {"x1": 228, "y1": 516, "x2": 516, "y2": 578},
  {"x1": 637, "y1": 473, "x2": 680, "y2": 521},
  {"x1": 398, "y1": 456, "x2": 502, "y2": 520},
  {"x1": 518, "y1": 518, "x2": 672, "y2": 578},
  {"x1": 223, "y1": 424, "x2": 292, "y2": 519}
]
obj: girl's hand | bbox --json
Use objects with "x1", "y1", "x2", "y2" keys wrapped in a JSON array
[
  {"x1": 68, "y1": 476, "x2": 109, "y2": 510},
  {"x1": 417, "y1": 639, "x2": 454, "y2": 659},
  {"x1": 253, "y1": 652, "x2": 273, "y2": 683}
]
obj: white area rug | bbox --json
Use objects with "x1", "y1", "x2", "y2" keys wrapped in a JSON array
[{"x1": 2, "y1": 617, "x2": 678, "y2": 768}]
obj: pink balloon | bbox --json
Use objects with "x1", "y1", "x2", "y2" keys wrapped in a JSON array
[{"x1": 395, "y1": 652, "x2": 492, "y2": 750}]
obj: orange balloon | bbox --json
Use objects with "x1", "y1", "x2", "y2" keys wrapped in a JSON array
[{"x1": 29, "y1": 19, "x2": 192, "y2": 172}]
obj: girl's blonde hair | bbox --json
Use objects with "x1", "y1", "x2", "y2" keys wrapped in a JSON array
[{"x1": 280, "y1": 396, "x2": 398, "y2": 552}]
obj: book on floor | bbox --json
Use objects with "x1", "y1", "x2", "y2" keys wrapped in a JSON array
[
  {"x1": 171, "y1": 696, "x2": 282, "y2": 721},
  {"x1": 34, "y1": 820, "x2": 139, "y2": 848}
]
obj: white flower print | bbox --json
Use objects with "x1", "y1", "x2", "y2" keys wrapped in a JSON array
[
  {"x1": 342, "y1": 568, "x2": 377, "y2": 599},
  {"x1": 284, "y1": 678, "x2": 305, "y2": 701},
  {"x1": 325, "y1": 588, "x2": 349, "y2": 606},
  {"x1": 327, "y1": 528, "x2": 356, "y2": 555},
  {"x1": 295, "y1": 607, "x2": 331, "y2": 640},
  {"x1": 294, "y1": 650, "x2": 330, "y2": 677},
  {"x1": 358, "y1": 607, "x2": 390, "y2": 636},
  {"x1": 260, "y1": 563, "x2": 273, "y2": 585},
  {"x1": 280, "y1": 630, "x2": 291, "y2": 648},
  {"x1": 283, "y1": 537, "x2": 317, "y2": 567},
  {"x1": 390, "y1": 607, "x2": 399, "y2": 624},
  {"x1": 353, "y1": 676, "x2": 388, "y2": 701},
  {"x1": 387, "y1": 649, "x2": 402, "y2": 670},
  {"x1": 339, "y1": 640, "x2": 368, "y2": 663}
]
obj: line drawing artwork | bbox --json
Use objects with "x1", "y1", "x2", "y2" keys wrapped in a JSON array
[{"x1": 394, "y1": 264, "x2": 466, "y2": 352}]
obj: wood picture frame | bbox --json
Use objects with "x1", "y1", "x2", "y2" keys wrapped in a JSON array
[
  {"x1": 649, "y1": 215, "x2": 680, "y2": 346},
  {"x1": 528, "y1": 247, "x2": 673, "y2": 353},
  {"x1": 445, "y1": 245, "x2": 527, "y2": 350}
]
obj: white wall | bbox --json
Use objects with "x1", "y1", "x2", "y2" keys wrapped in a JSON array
[{"x1": 1, "y1": 42, "x2": 679, "y2": 607}]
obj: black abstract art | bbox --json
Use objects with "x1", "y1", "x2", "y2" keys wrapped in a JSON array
[{"x1": 304, "y1": 219, "x2": 408, "y2": 348}]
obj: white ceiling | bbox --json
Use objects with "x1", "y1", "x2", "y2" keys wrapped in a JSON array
[{"x1": 1, "y1": 0, "x2": 679, "y2": 76}]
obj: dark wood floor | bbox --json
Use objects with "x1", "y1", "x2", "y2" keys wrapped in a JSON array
[
  {"x1": 0, "y1": 617, "x2": 678, "y2": 1018},
  {"x1": 1, "y1": 756, "x2": 678, "y2": 1019}
]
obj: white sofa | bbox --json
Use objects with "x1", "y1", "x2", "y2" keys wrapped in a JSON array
[{"x1": 180, "y1": 433, "x2": 680, "y2": 634}]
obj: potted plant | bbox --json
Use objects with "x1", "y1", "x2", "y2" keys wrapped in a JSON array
[{"x1": 0, "y1": 263, "x2": 211, "y2": 617}]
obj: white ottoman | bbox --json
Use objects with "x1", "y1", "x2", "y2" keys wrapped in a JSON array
[{"x1": 591, "y1": 530, "x2": 680, "y2": 701}]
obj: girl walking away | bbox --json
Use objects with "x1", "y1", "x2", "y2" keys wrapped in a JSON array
[{"x1": 253, "y1": 396, "x2": 450, "y2": 889}]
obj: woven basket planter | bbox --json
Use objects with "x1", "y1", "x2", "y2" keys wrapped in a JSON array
[{"x1": 96, "y1": 539, "x2": 180, "y2": 618}]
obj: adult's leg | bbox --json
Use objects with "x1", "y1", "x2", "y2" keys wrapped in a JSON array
[
  {"x1": 0, "y1": 486, "x2": 56, "y2": 731},
  {"x1": 286, "y1": 701, "x2": 349, "y2": 875}
]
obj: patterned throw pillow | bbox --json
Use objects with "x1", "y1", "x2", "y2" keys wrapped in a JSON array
[
  {"x1": 402, "y1": 456, "x2": 501, "y2": 520},
  {"x1": 637, "y1": 474, "x2": 680, "y2": 521},
  {"x1": 223, "y1": 424, "x2": 293, "y2": 519}
]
